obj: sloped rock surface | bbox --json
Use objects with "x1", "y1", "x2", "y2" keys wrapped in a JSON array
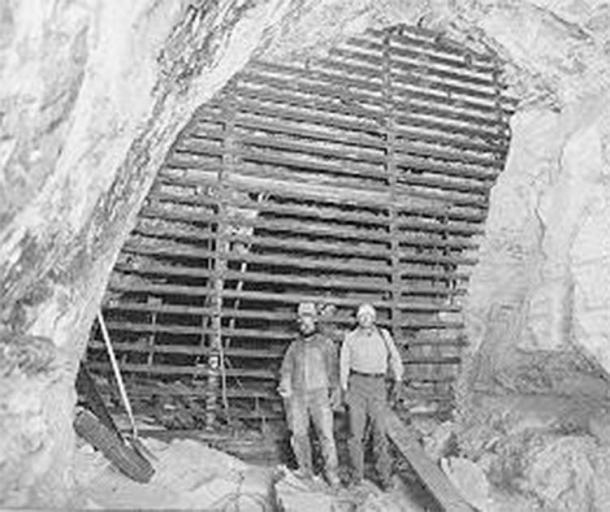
[{"x1": 73, "y1": 437, "x2": 273, "y2": 510}]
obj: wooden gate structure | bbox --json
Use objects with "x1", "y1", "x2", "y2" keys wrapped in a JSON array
[{"x1": 86, "y1": 25, "x2": 514, "y2": 428}]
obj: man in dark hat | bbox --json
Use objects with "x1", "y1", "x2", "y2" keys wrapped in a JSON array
[{"x1": 278, "y1": 302, "x2": 341, "y2": 488}]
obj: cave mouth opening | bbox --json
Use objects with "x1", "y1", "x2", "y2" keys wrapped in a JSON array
[
  {"x1": 79, "y1": 23, "x2": 514, "y2": 451},
  {"x1": 8, "y1": 2, "x2": 610, "y2": 510}
]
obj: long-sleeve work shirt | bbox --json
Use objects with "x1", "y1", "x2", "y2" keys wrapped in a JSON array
[
  {"x1": 339, "y1": 327, "x2": 404, "y2": 390},
  {"x1": 279, "y1": 333, "x2": 338, "y2": 396}
]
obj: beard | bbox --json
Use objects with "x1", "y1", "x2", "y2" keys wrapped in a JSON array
[{"x1": 299, "y1": 323, "x2": 317, "y2": 336}]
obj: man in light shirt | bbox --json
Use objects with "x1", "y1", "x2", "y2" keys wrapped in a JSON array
[
  {"x1": 339, "y1": 302, "x2": 404, "y2": 490},
  {"x1": 278, "y1": 301, "x2": 341, "y2": 488}
]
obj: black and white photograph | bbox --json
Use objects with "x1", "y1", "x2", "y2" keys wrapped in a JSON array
[{"x1": 1, "y1": 1, "x2": 609, "y2": 510}]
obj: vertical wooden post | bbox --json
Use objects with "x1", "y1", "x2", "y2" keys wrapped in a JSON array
[
  {"x1": 206, "y1": 80, "x2": 236, "y2": 428},
  {"x1": 382, "y1": 32, "x2": 402, "y2": 343},
  {"x1": 146, "y1": 296, "x2": 160, "y2": 369}
]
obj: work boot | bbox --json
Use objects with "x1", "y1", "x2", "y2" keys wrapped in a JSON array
[
  {"x1": 291, "y1": 435, "x2": 313, "y2": 480},
  {"x1": 326, "y1": 470, "x2": 341, "y2": 491},
  {"x1": 293, "y1": 466, "x2": 314, "y2": 480},
  {"x1": 378, "y1": 475, "x2": 396, "y2": 493},
  {"x1": 348, "y1": 475, "x2": 364, "y2": 490}
]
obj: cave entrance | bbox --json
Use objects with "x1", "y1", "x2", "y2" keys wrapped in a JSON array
[{"x1": 84, "y1": 24, "x2": 514, "y2": 434}]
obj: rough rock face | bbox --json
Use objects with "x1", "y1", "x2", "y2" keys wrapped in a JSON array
[
  {"x1": 0, "y1": 331, "x2": 73, "y2": 507},
  {"x1": 1, "y1": 0, "x2": 295, "y2": 505},
  {"x1": 2, "y1": 0, "x2": 610, "y2": 507},
  {"x1": 464, "y1": 95, "x2": 610, "y2": 389}
]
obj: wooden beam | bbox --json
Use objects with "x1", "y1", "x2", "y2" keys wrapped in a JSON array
[
  {"x1": 137, "y1": 207, "x2": 482, "y2": 247},
  {"x1": 331, "y1": 46, "x2": 497, "y2": 90},
  {"x1": 348, "y1": 35, "x2": 496, "y2": 75},
  {"x1": 107, "y1": 282, "x2": 462, "y2": 312},
  {"x1": 86, "y1": 362, "x2": 276, "y2": 379},
  {"x1": 102, "y1": 301, "x2": 465, "y2": 330},
  {"x1": 114, "y1": 262, "x2": 470, "y2": 286},
  {"x1": 158, "y1": 172, "x2": 488, "y2": 222},
  {"x1": 386, "y1": 411, "x2": 473, "y2": 512}
]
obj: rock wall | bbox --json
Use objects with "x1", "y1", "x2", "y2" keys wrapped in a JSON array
[
  {"x1": 0, "y1": 0, "x2": 296, "y2": 506},
  {"x1": 464, "y1": 93, "x2": 610, "y2": 396},
  {"x1": 2, "y1": 0, "x2": 610, "y2": 506}
]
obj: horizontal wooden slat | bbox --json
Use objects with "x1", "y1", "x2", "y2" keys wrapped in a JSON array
[
  {"x1": 89, "y1": 360, "x2": 457, "y2": 383},
  {"x1": 228, "y1": 129, "x2": 386, "y2": 166},
  {"x1": 235, "y1": 79, "x2": 508, "y2": 157},
  {"x1": 336, "y1": 40, "x2": 495, "y2": 83},
  {"x1": 254, "y1": 55, "x2": 501, "y2": 112},
  {"x1": 122, "y1": 238, "x2": 478, "y2": 272},
  {"x1": 230, "y1": 75, "x2": 508, "y2": 154},
  {"x1": 233, "y1": 96, "x2": 382, "y2": 134},
  {"x1": 103, "y1": 321, "x2": 292, "y2": 340},
  {"x1": 102, "y1": 301, "x2": 465, "y2": 330},
  {"x1": 108, "y1": 281, "x2": 461, "y2": 312},
  {"x1": 138, "y1": 208, "x2": 395, "y2": 249},
  {"x1": 249, "y1": 59, "x2": 384, "y2": 94},
  {"x1": 404, "y1": 356, "x2": 461, "y2": 365},
  {"x1": 234, "y1": 79, "x2": 503, "y2": 139},
  {"x1": 115, "y1": 261, "x2": 469, "y2": 286},
  {"x1": 336, "y1": 45, "x2": 508, "y2": 116},
  {"x1": 88, "y1": 340, "x2": 283, "y2": 359},
  {"x1": 193, "y1": 123, "x2": 502, "y2": 171},
  {"x1": 282, "y1": 56, "x2": 507, "y2": 114},
  {"x1": 329, "y1": 46, "x2": 499, "y2": 99},
  {"x1": 371, "y1": 26, "x2": 505, "y2": 75},
  {"x1": 394, "y1": 126, "x2": 506, "y2": 157},
  {"x1": 139, "y1": 206, "x2": 482, "y2": 246},
  {"x1": 350, "y1": 32, "x2": 496, "y2": 75},
  {"x1": 406, "y1": 337, "x2": 467, "y2": 346},
  {"x1": 147, "y1": 189, "x2": 485, "y2": 236},
  {"x1": 126, "y1": 236, "x2": 395, "y2": 273},
  {"x1": 228, "y1": 131, "x2": 497, "y2": 181},
  {"x1": 167, "y1": 148, "x2": 490, "y2": 210},
  {"x1": 113, "y1": 269, "x2": 468, "y2": 298},
  {"x1": 94, "y1": 382, "x2": 279, "y2": 400},
  {"x1": 86, "y1": 362, "x2": 276, "y2": 379},
  {"x1": 114, "y1": 264, "x2": 391, "y2": 290},
  {"x1": 231, "y1": 82, "x2": 507, "y2": 146},
  {"x1": 88, "y1": 340, "x2": 460, "y2": 367},
  {"x1": 158, "y1": 172, "x2": 489, "y2": 223}
]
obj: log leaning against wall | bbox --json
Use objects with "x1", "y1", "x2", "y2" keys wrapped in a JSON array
[{"x1": 85, "y1": 24, "x2": 513, "y2": 428}]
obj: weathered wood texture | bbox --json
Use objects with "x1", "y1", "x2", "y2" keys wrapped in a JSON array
[
  {"x1": 386, "y1": 411, "x2": 473, "y2": 512},
  {"x1": 85, "y1": 25, "x2": 511, "y2": 424}
]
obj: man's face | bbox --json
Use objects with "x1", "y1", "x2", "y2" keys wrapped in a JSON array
[
  {"x1": 357, "y1": 312, "x2": 375, "y2": 329},
  {"x1": 298, "y1": 314, "x2": 316, "y2": 335}
]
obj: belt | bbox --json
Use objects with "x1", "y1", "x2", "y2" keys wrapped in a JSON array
[{"x1": 350, "y1": 370, "x2": 385, "y2": 378}]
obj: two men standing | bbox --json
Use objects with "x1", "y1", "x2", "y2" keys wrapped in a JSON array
[{"x1": 279, "y1": 300, "x2": 404, "y2": 490}]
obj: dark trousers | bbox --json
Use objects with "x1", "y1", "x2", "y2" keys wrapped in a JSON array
[{"x1": 346, "y1": 373, "x2": 391, "y2": 482}]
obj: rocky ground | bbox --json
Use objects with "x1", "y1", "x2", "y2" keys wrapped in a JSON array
[
  {"x1": 419, "y1": 390, "x2": 610, "y2": 512},
  {"x1": 72, "y1": 436, "x2": 426, "y2": 511}
]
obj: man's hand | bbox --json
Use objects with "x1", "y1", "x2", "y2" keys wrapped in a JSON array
[
  {"x1": 330, "y1": 387, "x2": 343, "y2": 410},
  {"x1": 277, "y1": 385, "x2": 291, "y2": 399},
  {"x1": 388, "y1": 380, "x2": 403, "y2": 408}
]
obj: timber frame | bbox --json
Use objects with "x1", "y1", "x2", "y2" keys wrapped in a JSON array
[{"x1": 86, "y1": 24, "x2": 513, "y2": 428}]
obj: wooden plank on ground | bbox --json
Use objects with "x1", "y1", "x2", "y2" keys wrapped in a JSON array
[{"x1": 386, "y1": 411, "x2": 472, "y2": 512}]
